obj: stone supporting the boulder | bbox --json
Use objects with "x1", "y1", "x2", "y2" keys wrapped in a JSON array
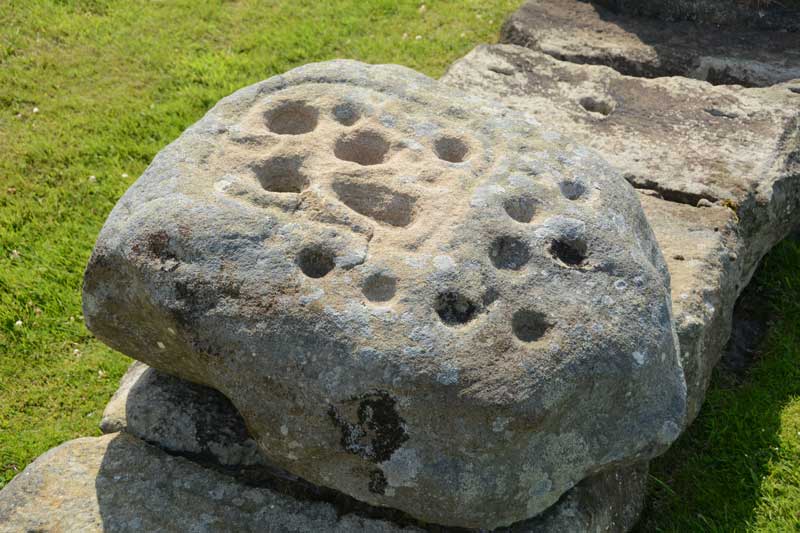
[
  {"x1": 501, "y1": 0, "x2": 800, "y2": 87},
  {"x1": 442, "y1": 43, "x2": 799, "y2": 423},
  {"x1": 95, "y1": 361, "x2": 649, "y2": 532},
  {"x1": 81, "y1": 60, "x2": 685, "y2": 528}
]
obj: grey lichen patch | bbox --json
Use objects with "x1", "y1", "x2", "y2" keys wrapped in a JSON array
[{"x1": 328, "y1": 390, "x2": 409, "y2": 463}]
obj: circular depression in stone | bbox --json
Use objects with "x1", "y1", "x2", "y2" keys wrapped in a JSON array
[
  {"x1": 559, "y1": 180, "x2": 587, "y2": 201},
  {"x1": 362, "y1": 272, "x2": 397, "y2": 302},
  {"x1": 252, "y1": 156, "x2": 309, "y2": 193},
  {"x1": 489, "y1": 236, "x2": 531, "y2": 270},
  {"x1": 512, "y1": 309, "x2": 552, "y2": 342},
  {"x1": 503, "y1": 196, "x2": 537, "y2": 223},
  {"x1": 297, "y1": 246, "x2": 335, "y2": 278},
  {"x1": 435, "y1": 291, "x2": 478, "y2": 326},
  {"x1": 434, "y1": 135, "x2": 470, "y2": 163},
  {"x1": 333, "y1": 102, "x2": 361, "y2": 126},
  {"x1": 334, "y1": 130, "x2": 390, "y2": 166},
  {"x1": 265, "y1": 101, "x2": 319, "y2": 135},
  {"x1": 549, "y1": 238, "x2": 588, "y2": 268}
]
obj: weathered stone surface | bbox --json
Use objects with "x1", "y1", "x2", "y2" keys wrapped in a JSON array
[
  {"x1": 0, "y1": 430, "x2": 647, "y2": 533},
  {"x1": 442, "y1": 43, "x2": 799, "y2": 423},
  {"x1": 101, "y1": 361, "x2": 267, "y2": 467},
  {"x1": 0, "y1": 433, "x2": 419, "y2": 533},
  {"x1": 501, "y1": 0, "x2": 800, "y2": 87},
  {"x1": 594, "y1": 0, "x2": 800, "y2": 31},
  {"x1": 638, "y1": 193, "x2": 741, "y2": 423},
  {"x1": 83, "y1": 60, "x2": 685, "y2": 528},
  {"x1": 443, "y1": 44, "x2": 800, "y2": 285},
  {"x1": 100, "y1": 362, "x2": 649, "y2": 532}
]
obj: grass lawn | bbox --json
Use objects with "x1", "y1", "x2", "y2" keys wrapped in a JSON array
[{"x1": 1, "y1": 1, "x2": 798, "y2": 530}]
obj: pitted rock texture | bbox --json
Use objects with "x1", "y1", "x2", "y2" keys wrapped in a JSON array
[
  {"x1": 82, "y1": 60, "x2": 685, "y2": 528},
  {"x1": 502, "y1": 0, "x2": 800, "y2": 87},
  {"x1": 443, "y1": 44, "x2": 799, "y2": 424},
  {"x1": 96, "y1": 362, "x2": 650, "y2": 532}
]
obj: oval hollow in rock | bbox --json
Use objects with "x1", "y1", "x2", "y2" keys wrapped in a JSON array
[
  {"x1": 435, "y1": 291, "x2": 478, "y2": 326},
  {"x1": 252, "y1": 156, "x2": 309, "y2": 193},
  {"x1": 362, "y1": 272, "x2": 397, "y2": 302},
  {"x1": 333, "y1": 102, "x2": 361, "y2": 126},
  {"x1": 503, "y1": 196, "x2": 537, "y2": 223},
  {"x1": 434, "y1": 135, "x2": 470, "y2": 163},
  {"x1": 549, "y1": 238, "x2": 588, "y2": 268},
  {"x1": 332, "y1": 181, "x2": 416, "y2": 227},
  {"x1": 265, "y1": 101, "x2": 319, "y2": 135},
  {"x1": 559, "y1": 180, "x2": 586, "y2": 201},
  {"x1": 490, "y1": 236, "x2": 531, "y2": 270},
  {"x1": 297, "y1": 246, "x2": 335, "y2": 278},
  {"x1": 579, "y1": 96, "x2": 614, "y2": 117},
  {"x1": 334, "y1": 131, "x2": 390, "y2": 166},
  {"x1": 512, "y1": 309, "x2": 552, "y2": 342}
]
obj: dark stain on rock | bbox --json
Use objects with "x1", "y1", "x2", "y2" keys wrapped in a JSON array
[
  {"x1": 328, "y1": 390, "x2": 408, "y2": 463},
  {"x1": 146, "y1": 231, "x2": 176, "y2": 261},
  {"x1": 368, "y1": 469, "x2": 388, "y2": 495}
]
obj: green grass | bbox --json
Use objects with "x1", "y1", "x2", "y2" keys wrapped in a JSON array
[
  {"x1": 0, "y1": 0, "x2": 521, "y2": 489},
  {"x1": 1, "y1": 1, "x2": 799, "y2": 531},
  {"x1": 637, "y1": 239, "x2": 800, "y2": 532}
]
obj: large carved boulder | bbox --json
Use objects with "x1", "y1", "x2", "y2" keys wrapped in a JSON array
[{"x1": 82, "y1": 60, "x2": 686, "y2": 528}]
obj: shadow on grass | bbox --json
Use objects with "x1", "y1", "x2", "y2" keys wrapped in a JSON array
[{"x1": 637, "y1": 237, "x2": 800, "y2": 532}]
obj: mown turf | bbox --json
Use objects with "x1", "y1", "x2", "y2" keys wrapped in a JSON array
[
  {"x1": 1, "y1": 1, "x2": 799, "y2": 531},
  {"x1": 638, "y1": 239, "x2": 800, "y2": 532}
]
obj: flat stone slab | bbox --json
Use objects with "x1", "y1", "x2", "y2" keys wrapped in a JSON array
[
  {"x1": 101, "y1": 361, "x2": 267, "y2": 468},
  {"x1": 83, "y1": 60, "x2": 685, "y2": 528},
  {"x1": 593, "y1": 0, "x2": 800, "y2": 31},
  {"x1": 442, "y1": 44, "x2": 797, "y2": 423},
  {"x1": 0, "y1": 433, "x2": 419, "y2": 533},
  {"x1": 95, "y1": 362, "x2": 648, "y2": 532},
  {"x1": 501, "y1": 0, "x2": 800, "y2": 87},
  {"x1": 638, "y1": 193, "x2": 740, "y2": 422}
]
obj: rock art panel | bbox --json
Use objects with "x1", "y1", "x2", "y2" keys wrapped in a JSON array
[{"x1": 83, "y1": 60, "x2": 685, "y2": 528}]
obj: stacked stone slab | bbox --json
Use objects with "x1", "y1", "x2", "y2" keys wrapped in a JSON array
[
  {"x1": 2, "y1": 2, "x2": 798, "y2": 532},
  {"x1": 501, "y1": 0, "x2": 800, "y2": 87}
]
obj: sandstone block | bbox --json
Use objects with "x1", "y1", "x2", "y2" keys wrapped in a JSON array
[{"x1": 501, "y1": 0, "x2": 800, "y2": 87}]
